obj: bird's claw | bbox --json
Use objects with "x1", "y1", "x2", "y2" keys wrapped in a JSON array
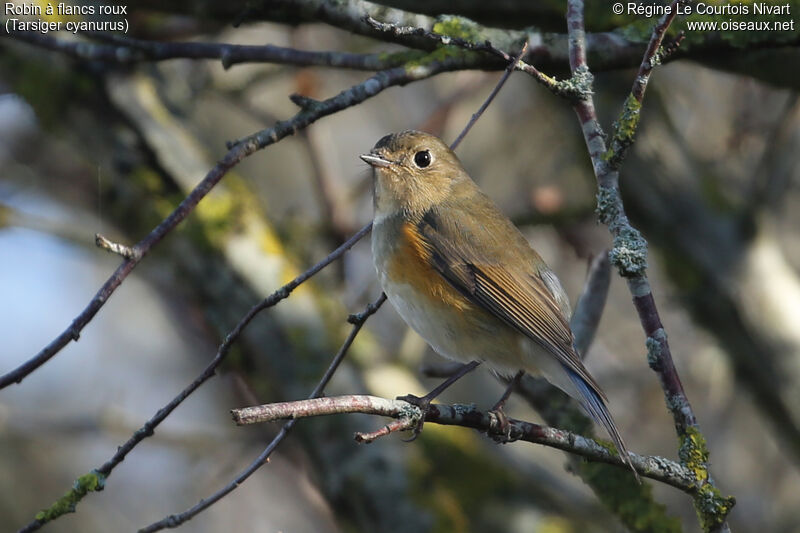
[
  {"x1": 396, "y1": 393, "x2": 432, "y2": 440},
  {"x1": 488, "y1": 407, "x2": 518, "y2": 443}
]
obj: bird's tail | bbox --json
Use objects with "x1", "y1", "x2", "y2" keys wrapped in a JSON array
[{"x1": 565, "y1": 366, "x2": 640, "y2": 482}]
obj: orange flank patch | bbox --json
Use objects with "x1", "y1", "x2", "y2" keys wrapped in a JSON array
[{"x1": 386, "y1": 222, "x2": 473, "y2": 312}]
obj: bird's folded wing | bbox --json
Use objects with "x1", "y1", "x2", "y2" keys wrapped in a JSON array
[{"x1": 417, "y1": 207, "x2": 606, "y2": 400}]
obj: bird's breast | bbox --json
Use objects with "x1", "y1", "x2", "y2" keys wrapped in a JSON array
[
  {"x1": 372, "y1": 216, "x2": 524, "y2": 368},
  {"x1": 372, "y1": 216, "x2": 472, "y2": 313}
]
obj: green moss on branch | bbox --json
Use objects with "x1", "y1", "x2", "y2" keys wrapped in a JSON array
[{"x1": 34, "y1": 471, "x2": 106, "y2": 524}]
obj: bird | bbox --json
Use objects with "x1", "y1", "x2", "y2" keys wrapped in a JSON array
[{"x1": 360, "y1": 130, "x2": 636, "y2": 476}]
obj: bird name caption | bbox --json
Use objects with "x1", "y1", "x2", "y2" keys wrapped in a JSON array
[
  {"x1": 612, "y1": 2, "x2": 795, "y2": 31},
  {"x1": 5, "y1": 3, "x2": 129, "y2": 34}
]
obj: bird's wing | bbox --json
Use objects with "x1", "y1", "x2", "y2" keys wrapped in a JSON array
[{"x1": 416, "y1": 204, "x2": 606, "y2": 400}]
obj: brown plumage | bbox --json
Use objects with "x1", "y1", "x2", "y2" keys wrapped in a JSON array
[{"x1": 362, "y1": 130, "x2": 636, "y2": 477}]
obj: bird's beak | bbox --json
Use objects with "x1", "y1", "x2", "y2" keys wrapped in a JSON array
[{"x1": 360, "y1": 153, "x2": 392, "y2": 168}]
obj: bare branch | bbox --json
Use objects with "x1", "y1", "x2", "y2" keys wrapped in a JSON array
[
  {"x1": 570, "y1": 251, "x2": 611, "y2": 357},
  {"x1": 355, "y1": 418, "x2": 417, "y2": 442},
  {"x1": 4, "y1": 29, "x2": 410, "y2": 70},
  {"x1": 233, "y1": 395, "x2": 415, "y2": 425},
  {"x1": 137, "y1": 295, "x2": 386, "y2": 533},
  {"x1": 0, "y1": 54, "x2": 463, "y2": 391},
  {"x1": 630, "y1": 3, "x2": 685, "y2": 104},
  {"x1": 17, "y1": 229, "x2": 380, "y2": 532},
  {"x1": 254, "y1": 0, "x2": 799, "y2": 89}
]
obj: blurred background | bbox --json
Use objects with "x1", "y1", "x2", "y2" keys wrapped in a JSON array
[{"x1": 1, "y1": 2, "x2": 799, "y2": 532}]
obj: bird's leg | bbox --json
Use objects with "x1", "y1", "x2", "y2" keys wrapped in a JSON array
[
  {"x1": 489, "y1": 370, "x2": 525, "y2": 443},
  {"x1": 398, "y1": 360, "x2": 481, "y2": 440}
]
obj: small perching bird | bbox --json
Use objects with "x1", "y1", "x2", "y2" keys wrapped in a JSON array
[{"x1": 361, "y1": 130, "x2": 636, "y2": 478}]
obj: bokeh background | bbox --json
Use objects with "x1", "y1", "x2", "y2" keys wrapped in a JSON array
[{"x1": 1, "y1": 2, "x2": 799, "y2": 532}]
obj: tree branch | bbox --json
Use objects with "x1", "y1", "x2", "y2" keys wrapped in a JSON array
[
  {"x1": 137, "y1": 295, "x2": 387, "y2": 533},
  {"x1": 364, "y1": 15, "x2": 592, "y2": 99},
  {"x1": 605, "y1": 2, "x2": 686, "y2": 169},
  {"x1": 251, "y1": 0, "x2": 800, "y2": 88},
  {"x1": 16, "y1": 228, "x2": 379, "y2": 532},
  {"x1": 3, "y1": 29, "x2": 412, "y2": 70},
  {"x1": 570, "y1": 251, "x2": 611, "y2": 357},
  {"x1": 0, "y1": 52, "x2": 465, "y2": 391},
  {"x1": 231, "y1": 394, "x2": 700, "y2": 492},
  {"x1": 565, "y1": 0, "x2": 734, "y2": 530}
]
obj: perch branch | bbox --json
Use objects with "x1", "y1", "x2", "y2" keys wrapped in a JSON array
[{"x1": 232, "y1": 394, "x2": 699, "y2": 492}]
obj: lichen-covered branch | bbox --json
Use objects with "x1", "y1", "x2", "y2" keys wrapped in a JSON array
[
  {"x1": 605, "y1": 1, "x2": 685, "y2": 169},
  {"x1": 250, "y1": 0, "x2": 800, "y2": 87},
  {"x1": 364, "y1": 16, "x2": 587, "y2": 99},
  {"x1": 565, "y1": 0, "x2": 734, "y2": 530}
]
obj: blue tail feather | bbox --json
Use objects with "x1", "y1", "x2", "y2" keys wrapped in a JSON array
[{"x1": 564, "y1": 366, "x2": 639, "y2": 481}]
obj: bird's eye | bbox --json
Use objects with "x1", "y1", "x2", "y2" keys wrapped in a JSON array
[{"x1": 413, "y1": 150, "x2": 432, "y2": 168}]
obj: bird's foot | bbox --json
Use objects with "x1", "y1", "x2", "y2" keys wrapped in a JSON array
[
  {"x1": 396, "y1": 393, "x2": 434, "y2": 441},
  {"x1": 487, "y1": 370, "x2": 524, "y2": 443},
  {"x1": 488, "y1": 406, "x2": 519, "y2": 443}
]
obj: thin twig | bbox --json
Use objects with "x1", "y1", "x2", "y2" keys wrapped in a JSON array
[
  {"x1": 450, "y1": 42, "x2": 528, "y2": 150},
  {"x1": 231, "y1": 394, "x2": 698, "y2": 492},
  {"x1": 17, "y1": 230, "x2": 378, "y2": 533},
  {"x1": 94, "y1": 233, "x2": 137, "y2": 259},
  {"x1": 0, "y1": 57, "x2": 462, "y2": 391},
  {"x1": 630, "y1": 2, "x2": 685, "y2": 104},
  {"x1": 137, "y1": 295, "x2": 386, "y2": 533},
  {"x1": 355, "y1": 418, "x2": 417, "y2": 442}
]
